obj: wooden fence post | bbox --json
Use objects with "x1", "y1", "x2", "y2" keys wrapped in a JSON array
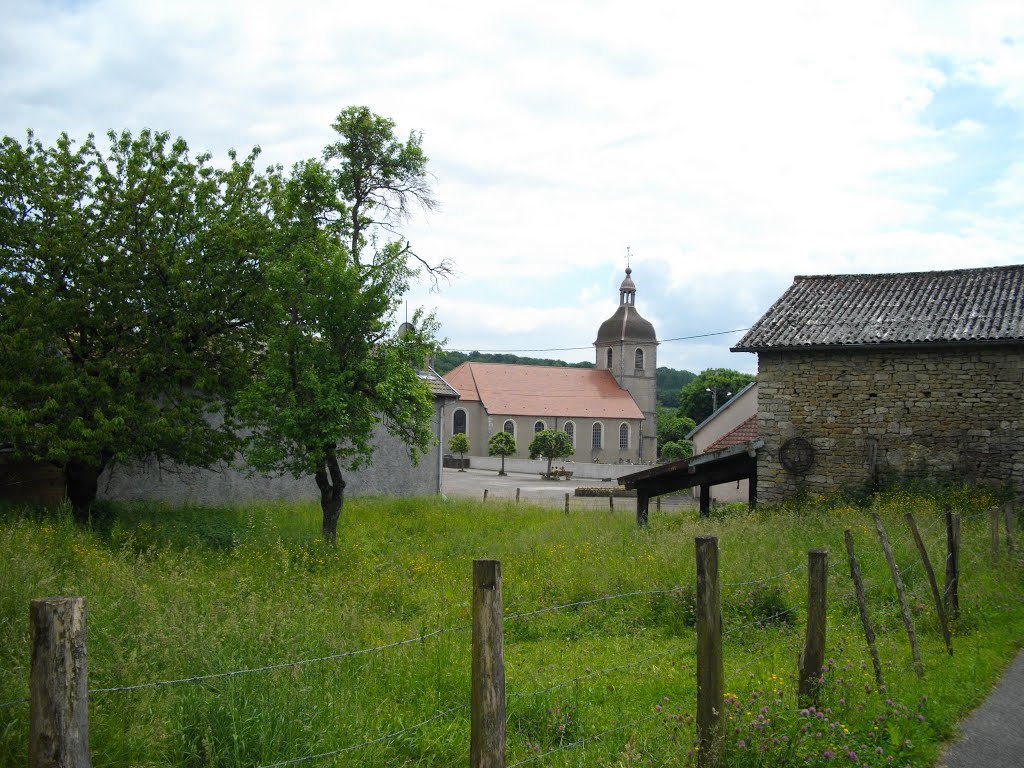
[
  {"x1": 798, "y1": 549, "x2": 828, "y2": 707},
  {"x1": 990, "y1": 507, "x2": 1001, "y2": 563},
  {"x1": 471, "y1": 560, "x2": 506, "y2": 768},
  {"x1": 515, "y1": 488, "x2": 520, "y2": 504},
  {"x1": 844, "y1": 530, "x2": 884, "y2": 688},
  {"x1": 906, "y1": 513, "x2": 953, "y2": 656},
  {"x1": 1004, "y1": 502, "x2": 1015, "y2": 556},
  {"x1": 609, "y1": 494, "x2": 614, "y2": 512},
  {"x1": 30, "y1": 597, "x2": 91, "y2": 768},
  {"x1": 564, "y1": 493, "x2": 569, "y2": 514},
  {"x1": 944, "y1": 507, "x2": 960, "y2": 620},
  {"x1": 483, "y1": 489, "x2": 488, "y2": 503},
  {"x1": 873, "y1": 514, "x2": 924, "y2": 678},
  {"x1": 695, "y1": 536, "x2": 723, "y2": 768}
]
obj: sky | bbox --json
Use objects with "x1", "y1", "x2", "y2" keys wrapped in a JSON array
[{"x1": 3, "y1": 1, "x2": 1024, "y2": 376}]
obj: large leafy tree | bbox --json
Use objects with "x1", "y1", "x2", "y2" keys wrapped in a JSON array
[
  {"x1": 0, "y1": 129, "x2": 273, "y2": 518},
  {"x1": 488, "y1": 430, "x2": 516, "y2": 476},
  {"x1": 529, "y1": 429, "x2": 574, "y2": 477},
  {"x1": 237, "y1": 108, "x2": 449, "y2": 545},
  {"x1": 677, "y1": 368, "x2": 756, "y2": 425}
]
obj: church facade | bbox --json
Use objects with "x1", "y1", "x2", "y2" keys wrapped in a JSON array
[{"x1": 442, "y1": 268, "x2": 658, "y2": 463}]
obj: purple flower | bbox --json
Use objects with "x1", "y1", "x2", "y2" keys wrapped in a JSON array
[
  {"x1": 824, "y1": 750, "x2": 835, "y2": 759},
  {"x1": 738, "y1": 740, "x2": 746, "y2": 749},
  {"x1": 847, "y1": 751, "x2": 858, "y2": 762},
  {"x1": 876, "y1": 747, "x2": 884, "y2": 754}
]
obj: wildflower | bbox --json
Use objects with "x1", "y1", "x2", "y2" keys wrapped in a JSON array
[
  {"x1": 847, "y1": 751, "x2": 858, "y2": 762},
  {"x1": 876, "y1": 747, "x2": 883, "y2": 755},
  {"x1": 824, "y1": 750, "x2": 835, "y2": 759},
  {"x1": 655, "y1": 704, "x2": 662, "y2": 712},
  {"x1": 738, "y1": 740, "x2": 746, "y2": 749}
]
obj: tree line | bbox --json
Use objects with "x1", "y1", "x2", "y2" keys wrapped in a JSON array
[{"x1": 0, "y1": 107, "x2": 447, "y2": 543}]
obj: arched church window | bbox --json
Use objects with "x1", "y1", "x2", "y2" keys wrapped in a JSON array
[
  {"x1": 503, "y1": 420, "x2": 515, "y2": 437},
  {"x1": 534, "y1": 420, "x2": 545, "y2": 433},
  {"x1": 564, "y1": 421, "x2": 575, "y2": 446},
  {"x1": 634, "y1": 348, "x2": 644, "y2": 370},
  {"x1": 453, "y1": 409, "x2": 467, "y2": 435},
  {"x1": 619, "y1": 423, "x2": 629, "y2": 449},
  {"x1": 592, "y1": 422, "x2": 603, "y2": 449},
  {"x1": 606, "y1": 348, "x2": 613, "y2": 368}
]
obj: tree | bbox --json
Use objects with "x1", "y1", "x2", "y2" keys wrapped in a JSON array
[
  {"x1": 677, "y1": 368, "x2": 756, "y2": 425},
  {"x1": 529, "y1": 429, "x2": 574, "y2": 477},
  {"x1": 657, "y1": 406, "x2": 697, "y2": 450},
  {"x1": 237, "y1": 108, "x2": 448, "y2": 545},
  {"x1": 448, "y1": 433, "x2": 470, "y2": 470},
  {"x1": 0, "y1": 129, "x2": 273, "y2": 518},
  {"x1": 660, "y1": 440, "x2": 693, "y2": 462},
  {"x1": 488, "y1": 431, "x2": 516, "y2": 476}
]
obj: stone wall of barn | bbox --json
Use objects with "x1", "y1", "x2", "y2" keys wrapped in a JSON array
[{"x1": 755, "y1": 345, "x2": 1024, "y2": 502}]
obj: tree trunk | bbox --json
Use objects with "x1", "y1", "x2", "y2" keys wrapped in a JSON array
[
  {"x1": 546, "y1": 456, "x2": 553, "y2": 476},
  {"x1": 499, "y1": 455, "x2": 506, "y2": 476},
  {"x1": 315, "y1": 448, "x2": 346, "y2": 545},
  {"x1": 63, "y1": 453, "x2": 111, "y2": 523}
]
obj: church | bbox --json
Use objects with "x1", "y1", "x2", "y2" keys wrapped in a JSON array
[{"x1": 442, "y1": 268, "x2": 658, "y2": 463}]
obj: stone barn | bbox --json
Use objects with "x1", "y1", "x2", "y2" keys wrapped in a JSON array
[{"x1": 732, "y1": 265, "x2": 1024, "y2": 502}]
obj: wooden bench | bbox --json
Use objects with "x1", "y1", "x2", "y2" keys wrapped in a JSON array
[{"x1": 541, "y1": 469, "x2": 574, "y2": 480}]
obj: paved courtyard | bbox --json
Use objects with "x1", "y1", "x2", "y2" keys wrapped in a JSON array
[{"x1": 440, "y1": 467, "x2": 697, "y2": 511}]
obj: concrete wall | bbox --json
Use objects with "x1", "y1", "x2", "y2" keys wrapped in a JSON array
[
  {"x1": 99, "y1": 401, "x2": 448, "y2": 505},
  {"x1": 690, "y1": 384, "x2": 758, "y2": 503},
  {"x1": 756, "y1": 346, "x2": 1024, "y2": 502},
  {"x1": 467, "y1": 455, "x2": 650, "y2": 480}
]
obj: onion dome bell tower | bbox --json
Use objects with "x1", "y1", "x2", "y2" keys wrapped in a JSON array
[{"x1": 595, "y1": 267, "x2": 658, "y2": 461}]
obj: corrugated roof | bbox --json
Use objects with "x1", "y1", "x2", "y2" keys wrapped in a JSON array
[
  {"x1": 441, "y1": 362, "x2": 644, "y2": 419},
  {"x1": 705, "y1": 416, "x2": 758, "y2": 453},
  {"x1": 733, "y1": 265, "x2": 1024, "y2": 351}
]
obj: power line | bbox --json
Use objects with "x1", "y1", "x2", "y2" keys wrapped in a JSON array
[{"x1": 441, "y1": 328, "x2": 751, "y2": 355}]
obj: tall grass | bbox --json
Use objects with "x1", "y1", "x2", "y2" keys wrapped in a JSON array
[{"x1": 0, "y1": 487, "x2": 1021, "y2": 766}]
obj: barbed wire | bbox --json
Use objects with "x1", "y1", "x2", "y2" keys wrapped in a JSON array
[
  {"x1": 256, "y1": 702, "x2": 469, "y2": 767},
  {"x1": 723, "y1": 607, "x2": 798, "y2": 639},
  {"x1": 504, "y1": 587, "x2": 686, "y2": 623},
  {"x1": 0, "y1": 696, "x2": 28, "y2": 709},
  {"x1": 722, "y1": 564, "x2": 804, "y2": 588},
  {"x1": 509, "y1": 644, "x2": 688, "y2": 701},
  {"x1": 89, "y1": 624, "x2": 469, "y2": 695},
  {"x1": 507, "y1": 711, "x2": 664, "y2": 767}
]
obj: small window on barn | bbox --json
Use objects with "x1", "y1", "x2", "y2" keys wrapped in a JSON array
[
  {"x1": 606, "y1": 348, "x2": 613, "y2": 368},
  {"x1": 592, "y1": 422, "x2": 603, "y2": 449},
  {"x1": 619, "y1": 423, "x2": 629, "y2": 449},
  {"x1": 534, "y1": 420, "x2": 545, "y2": 433},
  {"x1": 634, "y1": 348, "x2": 644, "y2": 370},
  {"x1": 564, "y1": 421, "x2": 575, "y2": 447},
  {"x1": 503, "y1": 420, "x2": 515, "y2": 437},
  {"x1": 453, "y1": 409, "x2": 467, "y2": 435}
]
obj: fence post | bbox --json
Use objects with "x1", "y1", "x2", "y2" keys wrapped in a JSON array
[
  {"x1": 656, "y1": 495, "x2": 661, "y2": 512},
  {"x1": 798, "y1": 549, "x2": 828, "y2": 707},
  {"x1": 564, "y1": 492, "x2": 569, "y2": 514},
  {"x1": 1004, "y1": 502, "x2": 1015, "y2": 556},
  {"x1": 483, "y1": 489, "x2": 488, "y2": 503},
  {"x1": 906, "y1": 513, "x2": 953, "y2": 656},
  {"x1": 515, "y1": 488, "x2": 520, "y2": 504},
  {"x1": 30, "y1": 597, "x2": 91, "y2": 768},
  {"x1": 990, "y1": 507, "x2": 1001, "y2": 563},
  {"x1": 873, "y1": 514, "x2": 924, "y2": 678},
  {"x1": 609, "y1": 494, "x2": 614, "y2": 512},
  {"x1": 695, "y1": 536, "x2": 723, "y2": 768},
  {"x1": 944, "y1": 507, "x2": 960, "y2": 619},
  {"x1": 844, "y1": 530, "x2": 884, "y2": 688},
  {"x1": 471, "y1": 560, "x2": 506, "y2": 768}
]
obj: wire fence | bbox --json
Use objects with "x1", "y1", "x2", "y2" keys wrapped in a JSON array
[{"x1": 12, "y1": 500, "x2": 1018, "y2": 767}]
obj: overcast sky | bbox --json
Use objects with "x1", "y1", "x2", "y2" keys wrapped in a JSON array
[{"x1": 3, "y1": 1, "x2": 1023, "y2": 375}]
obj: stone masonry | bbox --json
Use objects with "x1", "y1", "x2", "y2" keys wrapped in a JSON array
[{"x1": 756, "y1": 346, "x2": 1024, "y2": 502}]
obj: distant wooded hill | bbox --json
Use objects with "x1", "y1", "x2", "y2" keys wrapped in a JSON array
[{"x1": 432, "y1": 351, "x2": 695, "y2": 409}]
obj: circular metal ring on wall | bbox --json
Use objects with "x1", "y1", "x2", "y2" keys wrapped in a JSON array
[{"x1": 780, "y1": 437, "x2": 815, "y2": 474}]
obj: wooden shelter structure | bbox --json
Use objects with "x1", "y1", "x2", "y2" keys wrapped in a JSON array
[{"x1": 619, "y1": 439, "x2": 764, "y2": 524}]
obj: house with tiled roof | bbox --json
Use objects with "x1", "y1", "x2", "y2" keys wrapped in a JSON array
[
  {"x1": 442, "y1": 269, "x2": 658, "y2": 463},
  {"x1": 684, "y1": 383, "x2": 759, "y2": 504},
  {"x1": 732, "y1": 265, "x2": 1024, "y2": 502}
]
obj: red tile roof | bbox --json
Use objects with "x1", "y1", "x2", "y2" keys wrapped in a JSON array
[
  {"x1": 442, "y1": 362, "x2": 644, "y2": 419},
  {"x1": 705, "y1": 416, "x2": 758, "y2": 453}
]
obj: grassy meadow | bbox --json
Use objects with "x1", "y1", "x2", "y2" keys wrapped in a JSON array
[{"x1": 1, "y1": 487, "x2": 1022, "y2": 767}]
